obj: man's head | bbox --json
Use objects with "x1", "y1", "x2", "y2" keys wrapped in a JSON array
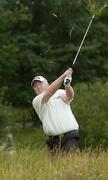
[{"x1": 31, "y1": 76, "x2": 49, "y2": 95}]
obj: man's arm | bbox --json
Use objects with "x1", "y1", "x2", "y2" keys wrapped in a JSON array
[
  {"x1": 42, "y1": 68, "x2": 72, "y2": 103},
  {"x1": 64, "y1": 85, "x2": 74, "y2": 102}
]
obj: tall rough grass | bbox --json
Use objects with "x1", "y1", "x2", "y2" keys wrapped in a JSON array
[{"x1": 0, "y1": 148, "x2": 108, "y2": 180}]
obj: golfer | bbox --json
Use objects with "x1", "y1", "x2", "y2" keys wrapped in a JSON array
[{"x1": 31, "y1": 68, "x2": 79, "y2": 154}]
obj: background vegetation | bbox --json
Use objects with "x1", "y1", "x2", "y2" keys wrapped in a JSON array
[
  {"x1": 0, "y1": 0, "x2": 108, "y2": 149},
  {"x1": 0, "y1": 147, "x2": 108, "y2": 180}
]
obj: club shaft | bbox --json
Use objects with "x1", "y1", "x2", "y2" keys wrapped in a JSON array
[{"x1": 73, "y1": 14, "x2": 95, "y2": 65}]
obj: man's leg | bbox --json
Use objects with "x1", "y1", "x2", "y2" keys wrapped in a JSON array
[
  {"x1": 46, "y1": 136, "x2": 60, "y2": 155},
  {"x1": 61, "y1": 134, "x2": 80, "y2": 153}
]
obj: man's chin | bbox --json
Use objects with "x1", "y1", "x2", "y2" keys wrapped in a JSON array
[{"x1": 37, "y1": 91, "x2": 43, "y2": 95}]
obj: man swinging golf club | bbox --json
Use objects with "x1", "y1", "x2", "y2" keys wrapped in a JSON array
[{"x1": 31, "y1": 68, "x2": 79, "y2": 154}]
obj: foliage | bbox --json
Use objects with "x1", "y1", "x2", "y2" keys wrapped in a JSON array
[
  {"x1": 72, "y1": 81, "x2": 108, "y2": 148},
  {"x1": 0, "y1": 101, "x2": 34, "y2": 136},
  {"x1": 13, "y1": 127, "x2": 46, "y2": 149},
  {"x1": 84, "y1": 0, "x2": 108, "y2": 16},
  {"x1": 0, "y1": 0, "x2": 108, "y2": 105},
  {"x1": 0, "y1": 148, "x2": 108, "y2": 179}
]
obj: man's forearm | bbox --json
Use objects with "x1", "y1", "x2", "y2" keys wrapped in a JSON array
[
  {"x1": 42, "y1": 73, "x2": 65, "y2": 103},
  {"x1": 65, "y1": 85, "x2": 74, "y2": 102},
  {"x1": 42, "y1": 68, "x2": 73, "y2": 103}
]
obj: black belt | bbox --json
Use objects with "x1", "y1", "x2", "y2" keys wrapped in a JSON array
[
  {"x1": 62, "y1": 130, "x2": 79, "y2": 138},
  {"x1": 49, "y1": 130, "x2": 79, "y2": 140}
]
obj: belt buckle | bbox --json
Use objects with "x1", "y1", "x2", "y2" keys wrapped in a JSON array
[{"x1": 59, "y1": 134, "x2": 64, "y2": 141}]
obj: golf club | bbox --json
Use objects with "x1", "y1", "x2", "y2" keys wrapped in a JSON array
[
  {"x1": 63, "y1": 15, "x2": 95, "y2": 85},
  {"x1": 72, "y1": 14, "x2": 95, "y2": 65}
]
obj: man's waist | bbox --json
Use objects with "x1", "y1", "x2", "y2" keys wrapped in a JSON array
[{"x1": 49, "y1": 129, "x2": 79, "y2": 139}]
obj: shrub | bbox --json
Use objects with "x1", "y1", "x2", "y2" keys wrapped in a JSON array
[{"x1": 72, "y1": 81, "x2": 108, "y2": 148}]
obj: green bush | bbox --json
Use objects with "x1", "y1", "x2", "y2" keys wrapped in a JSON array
[
  {"x1": 72, "y1": 81, "x2": 108, "y2": 148},
  {"x1": 0, "y1": 102, "x2": 35, "y2": 137},
  {"x1": 0, "y1": 102, "x2": 31, "y2": 124}
]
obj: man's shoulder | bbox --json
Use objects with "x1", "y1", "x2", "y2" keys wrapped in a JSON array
[
  {"x1": 56, "y1": 89, "x2": 65, "y2": 95},
  {"x1": 32, "y1": 92, "x2": 45, "y2": 105},
  {"x1": 52, "y1": 89, "x2": 65, "y2": 99}
]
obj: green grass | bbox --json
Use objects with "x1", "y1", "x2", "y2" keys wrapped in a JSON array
[
  {"x1": 0, "y1": 148, "x2": 108, "y2": 180},
  {"x1": 13, "y1": 126, "x2": 47, "y2": 149},
  {"x1": 0, "y1": 127, "x2": 108, "y2": 179}
]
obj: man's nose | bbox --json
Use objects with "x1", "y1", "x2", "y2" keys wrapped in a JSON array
[{"x1": 36, "y1": 82, "x2": 41, "y2": 87}]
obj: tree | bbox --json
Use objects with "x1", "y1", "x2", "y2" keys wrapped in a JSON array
[{"x1": 0, "y1": 0, "x2": 108, "y2": 106}]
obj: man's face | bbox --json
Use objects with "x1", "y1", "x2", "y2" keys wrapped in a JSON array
[{"x1": 33, "y1": 80, "x2": 48, "y2": 95}]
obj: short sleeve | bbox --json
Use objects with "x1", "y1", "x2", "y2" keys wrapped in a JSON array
[
  {"x1": 32, "y1": 92, "x2": 45, "y2": 119},
  {"x1": 57, "y1": 89, "x2": 73, "y2": 104}
]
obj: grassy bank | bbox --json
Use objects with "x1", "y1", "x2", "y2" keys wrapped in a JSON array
[
  {"x1": 0, "y1": 148, "x2": 108, "y2": 180},
  {"x1": 0, "y1": 127, "x2": 108, "y2": 179}
]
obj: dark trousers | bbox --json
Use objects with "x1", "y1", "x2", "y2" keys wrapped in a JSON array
[{"x1": 46, "y1": 130, "x2": 80, "y2": 154}]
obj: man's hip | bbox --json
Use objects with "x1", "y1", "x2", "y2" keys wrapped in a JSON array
[{"x1": 46, "y1": 130, "x2": 80, "y2": 154}]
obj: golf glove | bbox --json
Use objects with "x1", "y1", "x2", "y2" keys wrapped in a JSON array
[{"x1": 64, "y1": 75, "x2": 72, "y2": 86}]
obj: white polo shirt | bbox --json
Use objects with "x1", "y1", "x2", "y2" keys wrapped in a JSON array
[{"x1": 32, "y1": 89, "x2": 79, "y2": 136}]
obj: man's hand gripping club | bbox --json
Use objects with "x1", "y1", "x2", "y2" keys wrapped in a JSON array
[
  {"x1": 63, "y1": 68, "x2": 73, "y2": 86},
  {"x1": 64, "y1": 75, "x2": 72, "y2": 86},
  {"x1": 63, "y1": 68, "x2": 74, "y2": 102}
]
